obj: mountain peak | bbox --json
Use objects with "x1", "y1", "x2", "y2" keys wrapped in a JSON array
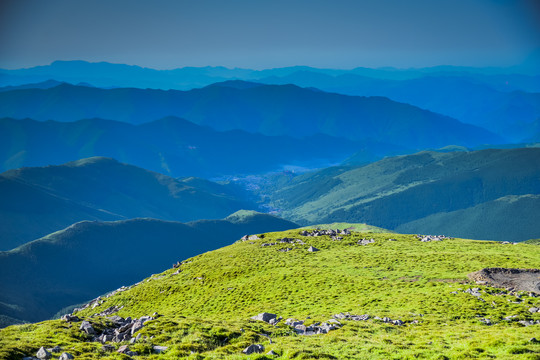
[{"x1": 65, "y1": 156, "x2": 119, "y2": 167}]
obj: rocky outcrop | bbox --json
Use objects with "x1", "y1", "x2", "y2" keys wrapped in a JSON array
[
  {"x1": 300, "y1": 229, "x2": 351, "y2": 237},
  {"x1": 416, "y1": 234, "x2": 450, "y2": 242},
  {"x1": 333, "y1": 312, "x2": 406, "y2": 326}
]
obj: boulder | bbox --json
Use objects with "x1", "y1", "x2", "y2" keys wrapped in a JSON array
[
  {"x1": 243, "y1": 344, "x2": 264, "y2": 354},
  {"x1": 79, "y1": 321, "x2": 95, "y2": 335},
  {"x1": 36, "y1": 347, "x2": 51, "y2": 360},
  {"x1": 267, "y1": 350, "x2": 278, "y2": 356},
  {"x1": 251, "y1": 312, "x2": 277, "y2": 323},
  {"x1": 58, "y1": 353, "x2": 74, "y2": 360},
  {"x1": 130, "y1": 319, "x2": 144, "y2": 335},
  {"x1": 61, "y1": 314, "x2": 80, "y2": 323},
  {"x1": 307, "y1": 246, "x2": 319, "y2": 252}
]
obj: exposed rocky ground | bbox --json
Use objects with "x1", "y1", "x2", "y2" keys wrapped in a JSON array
[{"x1": 468, "y1": 268, "x2": 540, "y2": 294}]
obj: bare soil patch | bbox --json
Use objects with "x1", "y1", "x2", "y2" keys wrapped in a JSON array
[{"x1": 468, "y1": 268, "x2": 540, "y2": 293}]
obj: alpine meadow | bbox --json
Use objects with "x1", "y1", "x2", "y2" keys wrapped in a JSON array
[{"x1": 0, "y1": 1, "x2": 539, "y2": 359}]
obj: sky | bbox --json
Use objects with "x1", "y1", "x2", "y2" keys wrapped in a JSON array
[{"x1": 0, "y1": 0, "x2": 539, "y2": 70}]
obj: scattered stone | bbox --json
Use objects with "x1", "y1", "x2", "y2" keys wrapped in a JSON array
[
  {"x1": 334, "y1": 313, "x2": 403, "y2": 325},
  {"x1": 464, "y1": 288, "x2": 482, "y2": 297},
  {"x1": 530, "y1": 338, "x2": 539, "y2": 343},
  {"x1": 416, "y1": 234, "x2": 449, "y2": 242},
  {"x1": 248, "y1": 235, "x2": 260, "y2": 241},
  {"x1": 267, "y1": 350, "x2": 278, "y2": 356},
  {"x1": 479, "y1": 318, "x2": 493, "y2": 325},
  {"x1": 58, "y1": 353, "x2": 74, "y2": 360},
  {"x1": 79, "y1": 321, "x2": 95, "y2": 335},
  {"x1": 36, "y1": 347, "x2": 51, "y2": 360},
  {"x1": 357, "y1": 238, "x2": 375, "y2": 246},
  {"x1": 300, "y1": 229, "x2": 351, "y2": 237},
  {"x1": 307, "y1": 246, "x2": 319, "y2": 252},
  {"x1": 528, "y1": 307, "x2": 539, "y2": 313},
  {"x1": 278, "y1": 248, "x2": 293, "y2": 252},
  {"x1": 153, "y1": 346, "x2": 168, "y2": 354},
  {"x1": 243, "y1": 344, "x2": 264, "y2": 355},
  {"x1": 61, "y1": 314, "x2": 80, "y2": 323},
  {"x1": 95, "y1": 305, "x2": 122, "y2": 317},
  {"x1": 117, "y1": 345, "x2": 138, "y2": 356}
]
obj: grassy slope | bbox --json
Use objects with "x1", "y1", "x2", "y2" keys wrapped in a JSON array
[{"x1": 1, "y1": 229, "x2": 539, "y2": 359}]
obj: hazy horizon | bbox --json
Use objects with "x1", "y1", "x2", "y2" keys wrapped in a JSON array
[
  {"x1": 1, "y1": 0, "x2": 539, "y2": 71},
  {"x1": 1, "y1": 56, "x2": 540, "y2": 72}
]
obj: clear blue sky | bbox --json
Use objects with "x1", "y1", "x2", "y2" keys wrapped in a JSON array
[{"x1": 0, "y1": 0, "x2": 539, "y2": 69}]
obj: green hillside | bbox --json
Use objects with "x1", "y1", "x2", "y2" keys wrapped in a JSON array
[
  {"x1": 396, "y1": 194, "x2": 540, "y2": 241},
  {"x1": 0, "y1": 213, "x2": 297, "y2": 326},
  {"x1": 0, "y1": 157, "x2": 254, "y2": 250},
  {"x1": 262, "y1": 148, "x2": 540, "y2": 242},
  {"x1": 1, "y1": 229, "x2": 538, "y2": 359}
]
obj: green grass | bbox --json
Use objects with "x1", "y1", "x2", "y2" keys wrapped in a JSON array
[{"x1": 1, "y1": 230, "x2": 539, "y2": 359}]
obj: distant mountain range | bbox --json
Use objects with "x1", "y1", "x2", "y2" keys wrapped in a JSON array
[
  {"x1": 0, "y1": 157, "x2": 254, "y2": 250},
  {"x1": 0, "y1": 212, "x2": 298, "y2": 325},
  {"x1": 1, "y1": 60, "x2": 539, "y2": 90},
  {"x1": 0, "y1": 82, "x2": 501, "y2": 150},
  {"x1": 257, "y1": 148, "x2": 540, "y2": 242},
  {"x1": 0, "y1": 116, "x2": 397, "y2": 176},
  {"x1": 257, "y1": 72, "x2": 540, "y2": 142},
  {"x1": 1, "y1": 60, "x2": 538, "y2": 142}
]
